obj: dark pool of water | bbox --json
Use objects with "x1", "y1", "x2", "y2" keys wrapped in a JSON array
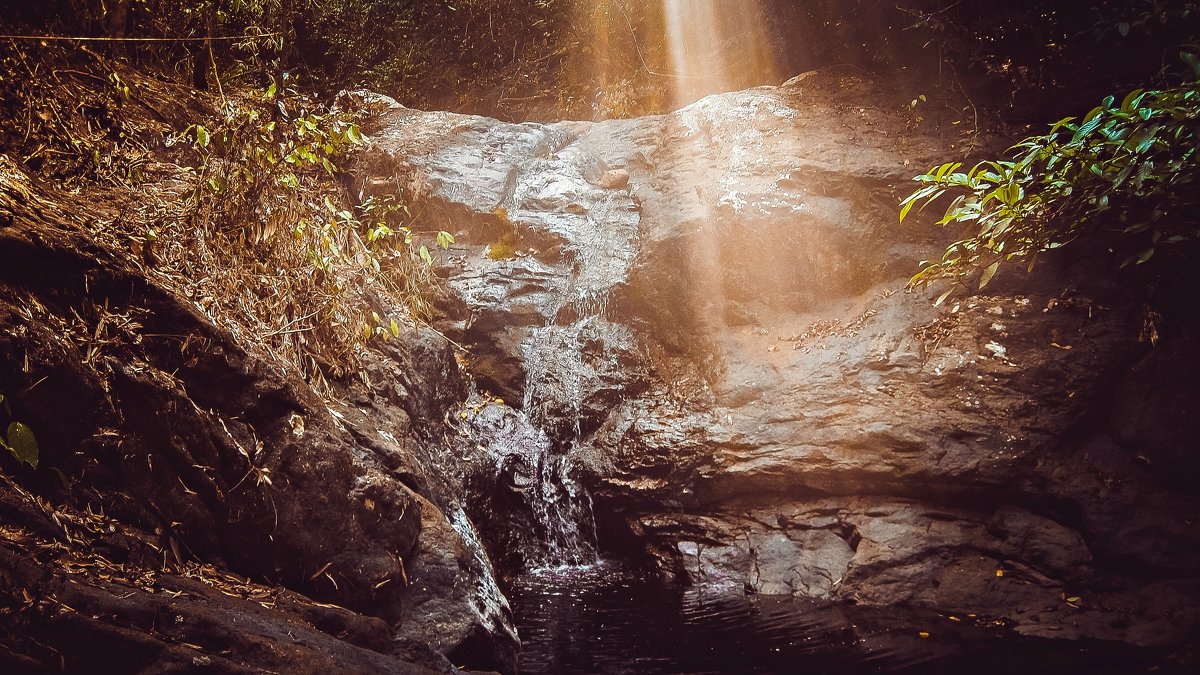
[{"x1": 509, "y1": 561, "x2": 1185, "y2": 675}]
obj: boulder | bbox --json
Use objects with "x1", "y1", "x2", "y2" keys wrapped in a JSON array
[
  {"x1": 0, "y1": 164, "x2": 518, "y2": 672},
  {"x1": 354, "y1": 68, "x2": 1200, "y2": 649}
]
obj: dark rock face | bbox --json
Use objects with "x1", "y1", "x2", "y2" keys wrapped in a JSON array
[
  {"x1": 0, "y1": 164, "x2": 516, "y2": 672},
  {"x1": 353, "y1": 68, "x2": 1200, "y2": 648}
]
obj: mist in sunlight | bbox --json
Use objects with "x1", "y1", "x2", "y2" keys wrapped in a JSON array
[
  {"x1": 570, "y1": 0, "x2": 781, "y2": 117},
  {"x1": 661, "y1": 0, "x2": 778, "y2": 109}
]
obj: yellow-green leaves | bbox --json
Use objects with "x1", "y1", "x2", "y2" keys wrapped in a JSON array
[
  {"x1": 186, "y1": 124, "x2": 211, "y2": 150},
  {"x1": 979, "y1": 261, "x2": 1000, "y2": 289},
  {"x1": 2, "y1": 421, "x2": 39, "y2": 469}
]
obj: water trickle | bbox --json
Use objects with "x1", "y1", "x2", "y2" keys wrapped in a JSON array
[
  {"x1": 447, "y1": 94, "x2": 642, "y2": 572},
  {"x1": 463, "y1": 395, "x2": 598, "y2": 569},
  {"x1": 561, "y1": 192, "x2": 633, "y2": 321},
  {"x1": 530, "y1": 451, "x2": 598, "y2": 569},
  {"x1": 501, "y1": 185, "x2": 638, "y2": 569},
  {"x1": 516, "y1": 323, "x2": 603, "y2": 568}
]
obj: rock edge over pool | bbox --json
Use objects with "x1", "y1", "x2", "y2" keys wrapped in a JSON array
[{"x1": 354, "y1": 67, "x2": 1200, "y2": 649}]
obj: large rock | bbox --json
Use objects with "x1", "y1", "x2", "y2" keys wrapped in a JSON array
[
  {"x1": 353, "y1": 67, "x2": 1200, "y2": 649},
  {"x1": 0, "y1": 163, "x2": 518, "y2": 672}
]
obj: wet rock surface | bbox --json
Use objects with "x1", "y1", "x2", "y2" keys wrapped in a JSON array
[
  {"x1": 4, "y1": 65, "x2": 1197, "y2": 673},
  {"x1": 354, "y1": 67, "x2": 1200, "y2": 651}
]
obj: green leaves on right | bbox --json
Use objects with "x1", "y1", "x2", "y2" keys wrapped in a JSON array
[{"x1": 902, "y1": 53, "x2": 1200, "y2": 302}]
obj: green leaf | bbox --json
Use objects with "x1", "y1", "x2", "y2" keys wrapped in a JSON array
[
  {"x1": 933, "y1": 288, "x2": 954, "y2": 307},
  {"x1": 1121, "y1": 89, "x2": 1145, "y2": 113},
  {"x1": 436, "y1": 230, "x2": 455, "y2": 249},
  {"x1": 1049, "y1": 116, "x2": 1075, "y2": 133},
  {"x1": 6, "y1": 422, "x2": 38, "y2": 469},
  {"x1": 979, "y1": 261, "x2": 1000, "y2": 289},
  {"x1": 419, "y1": 245, "x2": 433, "y2": 264},
  {"x1": 1073, "y1": 115, "x2": 1104, "y2": 143},
  {"x1": 935, "y1": 162, "x2": 963, "y2": 180},
  {"x1": 1182, "y1": 51, "x2": 1200, "y2": 79}
]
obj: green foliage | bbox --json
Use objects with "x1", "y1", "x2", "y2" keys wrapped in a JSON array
[
  {"x1": 903, "y1": 59, "x2": 1200, "y2": 299},
  {"x1": 3, "y1": 423, "x2": 40, "y2": 470},
  {"x1": 178, "y1": 82, "x2": 456, "y2": 359},
  {"x1": 0, "y1": 394, "x2": 39, "y2": 470},
  {"x1": 165, "y1": 78, "x2": 448, "y2": 384},
  {"x1": 183, "y1": 74, "x2": 363, "y2": 225}
]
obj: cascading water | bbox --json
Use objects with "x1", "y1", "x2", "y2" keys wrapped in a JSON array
[
  {"x1": 464, "y1": 399, "x2": 597, "y2": 569},
  {"x1": 448, "y1": 121, "x2": 644, "y2": 571},
  {"x1": 512, "y1": 183, "x2": 650, "y2": 568}
]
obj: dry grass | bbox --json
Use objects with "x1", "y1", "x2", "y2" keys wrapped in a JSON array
[{"x1": 1, "y1": 42, "x2": 439, "y2": 394}]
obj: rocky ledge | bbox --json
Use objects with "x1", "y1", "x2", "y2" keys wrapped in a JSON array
[
  {"x1": 0, "y1": 158, "x2": 517, "y2": 671},
  {"x1": 354, "y1": 67, "x2": 1200, "y2": 649}
]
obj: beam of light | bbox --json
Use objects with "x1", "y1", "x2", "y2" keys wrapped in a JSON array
[
  {"x1": 660, "y1": 0, "x2": 779, "y2": 329},
  {"x1": 570, "y1": 1, "x2": 668, "y2": 118},
  {"x1": 662, "y1": 0, "x2": 778, "y2": 110},
  {"x1": 571, "y1": 1, "x2": 782, "y2": 328}
]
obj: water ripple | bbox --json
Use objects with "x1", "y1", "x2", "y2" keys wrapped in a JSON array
[{"x1": 510, "y1": 561, "x2": 1183, "y2": 675}]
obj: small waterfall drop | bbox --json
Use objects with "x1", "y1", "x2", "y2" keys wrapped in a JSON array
[
  {"x1": 482, "y1": 152, "x2": 640, "y2": 570},
  {"x1": 463, "y1": 395, "x2": 598, "y2": 570},
  {"x1": 516, "y1": 322, "x2": 608, "y2": 568},
  {"x1": 452, "y1": 103, "x2": 642, "y2": 572}
]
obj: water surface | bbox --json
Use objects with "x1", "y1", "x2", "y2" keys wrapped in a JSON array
[{"x1": 510, "y1": 561, "x2": 1183, "y2": 674}]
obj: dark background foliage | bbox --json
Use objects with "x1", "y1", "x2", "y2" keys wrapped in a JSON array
[{"x1": 4, "y1": 1, "x2": 1198, "y2": 122}]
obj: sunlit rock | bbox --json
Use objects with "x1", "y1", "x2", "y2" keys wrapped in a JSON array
[{"x1": 352, "y1": 67, "x2": 1200, "y2": 649}]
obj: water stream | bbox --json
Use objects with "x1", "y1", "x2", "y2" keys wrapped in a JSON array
[{"x1": 508, "y1": 192, "x2": 637, "y2": 568}]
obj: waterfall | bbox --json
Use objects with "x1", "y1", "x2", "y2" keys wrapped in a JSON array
[
  {"x1": 492, "y1": 175, "x2": 638, "y2": 570},
  {"x1": 516, "y1": 322, "x2": 607, "y2": 568},
  {"x1": 464, "y1": 394, "x2": 599, "y2": 570},
  {"x1": 451, "y1": 86, "x2": 641, "y2": 573},
  {"x1": 531, "y1": 451, "x2": 598, "y2": 568}
]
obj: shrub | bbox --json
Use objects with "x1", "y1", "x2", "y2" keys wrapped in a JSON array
[{"x1": 902, "y1": 54, "x2": 1200, "y2": 304}]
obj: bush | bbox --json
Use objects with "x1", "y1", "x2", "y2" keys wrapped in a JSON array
[{"x1": 902, "y1": 53, "x2": 1200, "y2": 304}]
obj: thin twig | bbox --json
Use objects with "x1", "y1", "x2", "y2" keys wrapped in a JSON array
[{"x1": 0, "y1": 33, "x2": 280, "y2": 42}]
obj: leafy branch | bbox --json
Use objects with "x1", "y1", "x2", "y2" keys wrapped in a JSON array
[{"x1": 902, "y1": 53, "x2": 1200, "y2": 304}]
